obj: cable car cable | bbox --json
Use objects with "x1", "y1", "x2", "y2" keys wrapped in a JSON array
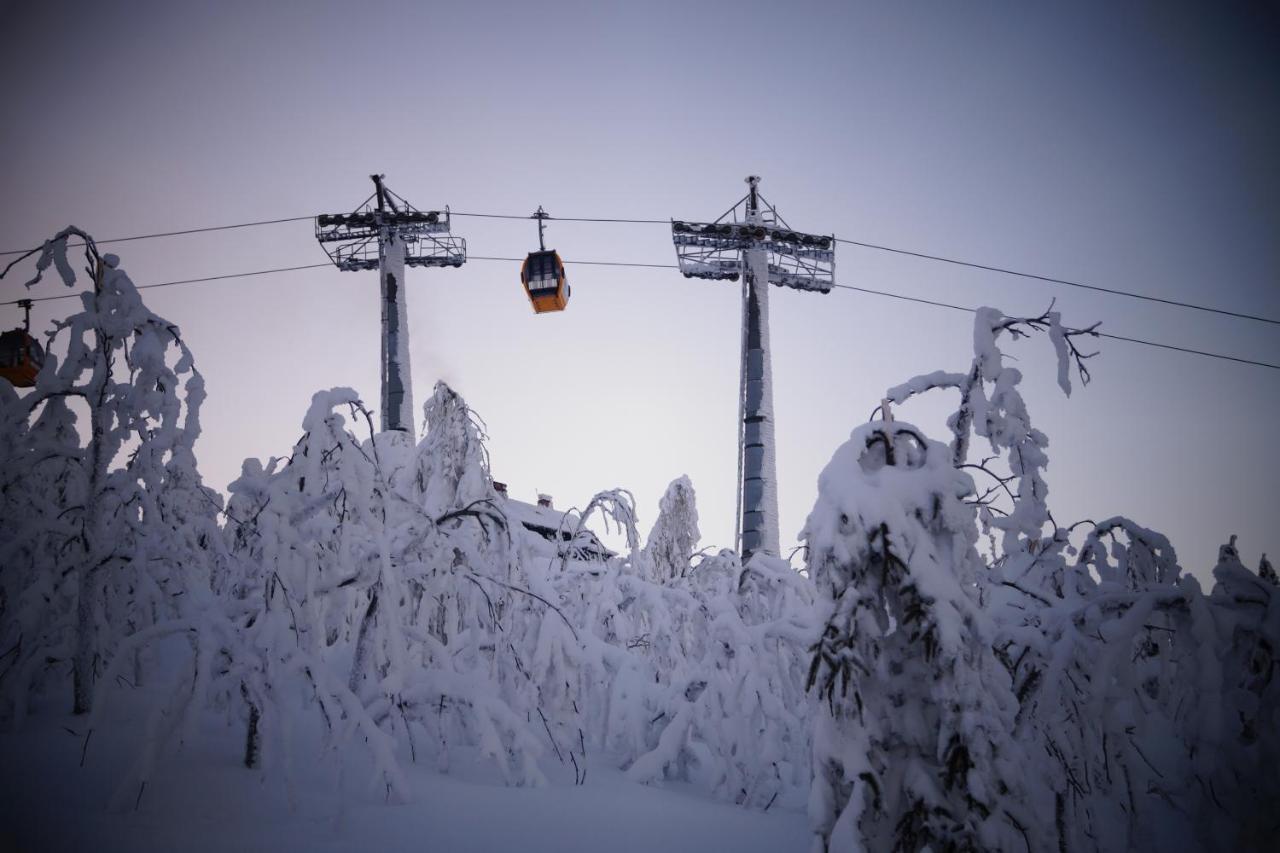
[
  {"x1": 471, "y1": 253, "x2": 675, "y2": 267},
  {"x1": 451, "y1": 211, "x2": 669, "y2": 224},
  {"x1": 828, "y1": 283, "x2": 1279, "y2": 370},
  {"x1": 832, "y1": 237, "x2": 1279, "y2": 327},
  {"x1": 0, "y1": 263, "x2": 331, "y2": 305},
  {"x1": 1, "y1": 253, "x2": 1275, "y2": 371},
  {"x1": 1092, "y1": 331, "x2": 1277, "y2": 369},
  {"x1": 2, "y1": 209, "x2": 1275, "y2": 326},
  {"x1": 0, "y1": 215, "x2": 315, "y2": 257},
  {"x1": 451, "y1": 211, "x2": 1280, "y2": 327},
  {"x1": 2, "y1": 255, "x2": 1275, "y2": 369}
]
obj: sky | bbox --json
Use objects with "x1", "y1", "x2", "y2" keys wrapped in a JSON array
[{"x1": 2, "y1": 0, "x2": 1277, "y2": 577}]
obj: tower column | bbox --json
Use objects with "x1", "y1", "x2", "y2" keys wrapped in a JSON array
[
  {"x1": 739, "y1": 178, "x2": 780, "y2": 560},
  {"x1": 379, "y1": 227, "x2": 414, "y2": 437}
]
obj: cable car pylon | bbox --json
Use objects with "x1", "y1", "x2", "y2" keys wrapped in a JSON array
[
  {"x1": 671, "y1": 176, "x2": 835, "y2": 560},
  {"x1": 314, "y1": 175, "x2": 466, "y2": 439}
]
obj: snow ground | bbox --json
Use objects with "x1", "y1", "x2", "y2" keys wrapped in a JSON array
[{"x1": 0, "y1": 691, "x2": 808, "y2": 853}]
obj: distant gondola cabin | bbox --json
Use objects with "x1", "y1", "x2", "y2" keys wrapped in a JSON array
[
  {"x1": 0, "y1": 328, "x2": 43, "y2": 387},
  {"x1": 521, "y1": 250, "x2": 569, "y2": 313}
]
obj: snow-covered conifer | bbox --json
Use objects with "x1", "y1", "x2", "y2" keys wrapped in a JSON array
[{"x1": 804, "y1": 419, "x2": 1047, "y2": 853}]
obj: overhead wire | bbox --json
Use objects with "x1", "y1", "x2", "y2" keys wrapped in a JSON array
[
  {"x1": 833, "y1": 237, "x2": 1279, "y2": 327},
  {"x1": 453, "y1": 211, "x2": 669, "y2": 224},
  {"x1": 2, "y1": 253, "x2": 1273, "y2": 371},
  {"x1": 2, "y1": 207, "x2": 1274, "y2": 327},
  {"x1": 471, "y1": 255, "x2": 678, "y2": 269},
  {"x1": 1, "y1": 264, "x2": 331, "y2": 304},
  {"x1": 0, "y1": 215, "x2": 314, "y2": 258},
  {"x1": 829, "y1": 281, "x2": 1280, "y2": 368},
  {"x1": 1092, "y1": 332, "x2": 1277, "y2": 369},
  {"x1": 396, "y1": 208, "x2": 1280, "y2": 327}
]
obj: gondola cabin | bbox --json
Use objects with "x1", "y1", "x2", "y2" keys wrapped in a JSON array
[
  {"x1": 521, "y1": 249, "x2": 569, "y2": 314},
  {"x1": 0, "y1": 328, "x2": 44, "y2": 388}
]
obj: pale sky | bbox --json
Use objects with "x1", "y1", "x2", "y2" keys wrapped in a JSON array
[{"x1": 2, "y1": 0, "x2": 1277, "y2": 576}]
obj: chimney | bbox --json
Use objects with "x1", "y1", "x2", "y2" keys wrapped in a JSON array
[
  {"x1": 537, "y1": 493, "x2": 553, "y2": 508},
  {"x1": 492, "y1": 480, "x2": 508, "y2": 496}
]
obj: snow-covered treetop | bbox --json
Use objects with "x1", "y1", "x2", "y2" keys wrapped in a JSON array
[
  {"x1": 803, "y1": 420, "x2": 977, "y2": 594},
  {"x1": 882, "y1": 304, "x2": 1098, "y2": 563},
  {"x1": 644, "y1": 475, "x2": 700, "y2": 582},
  {"x1": 414, "y1": 380, "x2": 492, "y2": 516}
]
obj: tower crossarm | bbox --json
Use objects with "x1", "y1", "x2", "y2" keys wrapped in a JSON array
[
  {"x1": 316, "y1": 190, "x2": 466, "y2": 273},
  {"x1": 671, "y1": 220, "x2": 835, "y2": 293}
]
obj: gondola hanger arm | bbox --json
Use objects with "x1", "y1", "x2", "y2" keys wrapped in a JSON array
[{"x1": 532, "y1": 206, "x2": 549, "y2": 251}]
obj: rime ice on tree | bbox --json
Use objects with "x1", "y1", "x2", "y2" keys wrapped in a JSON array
[
  {"x1": 0, "y1": 231, "x2": 210, "y2": 720},
  {"x1": 804, "y1": 418, "x2": 1046, "y2": 853},
  {"x1": 643, "y1": 475, "x2": 700, "y2": 582}
]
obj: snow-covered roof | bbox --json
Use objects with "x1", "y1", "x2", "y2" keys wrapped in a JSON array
[
  {"x1": 499, "y1": 495, "x2": 615, "y2": 559},
  {"x1": 501, "y1": 496, "x2": 574, "y2": 535}
]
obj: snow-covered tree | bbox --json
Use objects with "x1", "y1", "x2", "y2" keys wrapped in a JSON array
[
  {"x1": 1259, "y1": 552, "x2": 1277, "y2": 586},
  {"x1": 883, "y1": 303, "x2": 1096, "y2": 568},
  {"x1": 1200, "y1": 536, "x2": 1280, "y2": 849},
  {"x1": 215, "y1": 384, "x2": 553, "y2": 797},
  {"x1": 880, "y1": 306, "x2": 1279, "y2": 852},
  {"x1": 804, "y1": 419, "x2": 1048, "y2": 852},
  {"x1": 1003, "y1": 527, "x2": 1277, "y2": 853},
  {"x1": 0, "y1": 230, "x2": 208, "y2": 719},
  {"x1": 616, "y1": 549, "x2": 815, "y2": 809},
  {"x1": 412, "y1": 380, "x2": 492, "y2": 516},
  {"x1": 0, "y1": 387, "x2": 83, "y2": 723},
  {"x1": 10, "y1": 242, "x2": 1274, "y2": 853},
  {"x1": 1035, "y1": 520, "x2": 1207, "y2": 851},
  {"x1": 643, "y1": 475, "x2": 700, "y2": 582},
  {"x1": 880, "y1": 303, "x2": 1114, "y2": 850}
]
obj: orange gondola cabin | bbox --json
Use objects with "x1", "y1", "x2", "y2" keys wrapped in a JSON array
[
  {"x1": 521, "y1": 206, "x2": 570, "y2": 314},
  {"x1": 0, "y1": 300, "x2": 43, "y2": 388},
  {"x1": 521, "y1": 250, "x2": 569, "y2": 313}
]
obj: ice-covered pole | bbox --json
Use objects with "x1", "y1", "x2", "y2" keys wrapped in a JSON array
[
  {"x1": 377, "y1": 191, "x2": 414, "y2": 438},
  {"x1": 739, "y1": 176, "x2": 780, "y2": 559}
]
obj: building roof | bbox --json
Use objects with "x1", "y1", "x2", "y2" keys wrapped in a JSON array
[{"x1": 499, "y1": 495, "x2": 616, "y2": 560}]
